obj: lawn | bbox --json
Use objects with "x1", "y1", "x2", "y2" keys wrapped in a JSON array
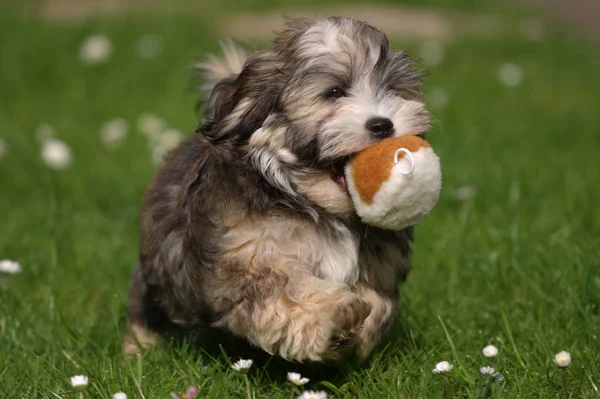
[{"x1": 1, "y1": 0, "x2": 599, "y2": 398}]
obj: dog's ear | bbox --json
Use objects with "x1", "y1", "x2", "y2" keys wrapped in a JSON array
[
  {"x1": 273, "y1": 16, "x2": 314, "y2": 56},
  {"x1": 198, "y1": 50, "x2": 284, "y2": 142}
]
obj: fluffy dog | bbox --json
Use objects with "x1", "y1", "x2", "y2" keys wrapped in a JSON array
[{"x1": 125, "y1": 16, "x2": 431, "y2": 362}]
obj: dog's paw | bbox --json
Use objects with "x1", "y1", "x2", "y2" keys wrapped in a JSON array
[
  {"x1": 122, "y1": 324, "x2": 158, "y2": 356},
  {"x1": 276, "y1": 291, "x2": 370, "y2": 362},
  {"x1": 322, "y1": 294, "x2": 371, "y2": 359}
]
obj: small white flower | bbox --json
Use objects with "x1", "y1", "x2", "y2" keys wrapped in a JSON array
[
  {"x1": 0, "y1": 260, "x2": 22, "y2": 275},
  {"x1": 79, "y1": 34, "x2": 113, "y2": 65},
  {"x1": 493, "y1": 371, "x2": 505, "y2": 383},
  {"x1": 70, "y1": 375, "x2": 88, "y2": 389},
  {"x1": 297, "y1": 390, "x2": 328, "y2": 399},
  {"x1": 432, "y1": 361, "x2": 453, "y2": 374},
  {"x1": 287, "y1": 372, "x2": 310, "y2": 386},
  {"x1": 482, "y1": 344, "x2": 499, "y2": 358},
  {"x1": 151, "y1": 129, "x2": 183, "y2": 164},
  {"x1": 35, "y1": 124, "x2": 55, "y2": 143},
  {"x1": 231, "y1": 359, "x2": 253, "y2": 373},
  {"x1": 479, "y1": 366, "x2": 496, "y2": 376},
  {"x1": 112, "y1": 393, "x2": 127, "y2": 399},
  {"x1": 0, "y1": 138, "x2": 6, "y2": 159},
  {"x1": 137, "y1": 113, "x2": 166, "y2": 137},
  {"x1": 100, "y1": 118, "x2": 129, "y2": 148},
  {"x1": 419, "y1": 41, "x2": 445, "y2": 67},
  {"x1": 41, "y1": 138, "x2": 73, "y2": 170},
  {"x1": 553, "y1": 351, "x2": 571, "y2": 367},
  {"x1": 136, "y1": 34, "x2": 163, "y2": 59},
  {"x1": 498, "y1": 63, "x2": 523, "y2": 87}
]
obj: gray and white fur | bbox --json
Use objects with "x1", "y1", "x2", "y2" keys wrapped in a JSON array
[{"x1": 125, "y1": 17, "x2": 431, "y2": 362}]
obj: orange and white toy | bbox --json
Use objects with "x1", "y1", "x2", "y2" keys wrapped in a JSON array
[{"x1": 345, "y1": 135, "x2": 442, "y2": 230}]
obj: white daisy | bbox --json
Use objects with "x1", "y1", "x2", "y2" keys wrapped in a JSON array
[
  {"x1": 151, "y1": 129, "x2": 183, "y2": 164},
  {"x1": 553, "y1": 351, "x2": 571, "y2": 368},
  {"x1": 41, "y1": 138, "x2": 73, "y2": 170},
  {"x1": 498, "y1": 63, "x2": 523, "y2": 87},
  {"x1": 493, "y1": 371, "x2": 505, "y2": 383},
  {"x1": 0, "y1": 260, "x2": 22, "y2": 275},
  {"x1": 112, "y1": 393, "x2": 127, "y2": 399},
  {"x1": 70, "y1": 375, "x2": 88, "y2": 389},
  {"x1": 231, "y1": 359, "x2": 253, "y2": 373},
  {"x1": 287, "y1": 372, "x2": 310, "y2": 386},
  {"x1": 419, "y1": 40, "x2": 445, "y2": 67},
  {"x1": 482, "y1": 344, "x2": 499, "y2": 358},
  {"x1": 297, "y1": 390, "x2": 327, "y2": 399},
  {"x1": 100, "y1": 118, "x2": 129, "y2": 148},
  {"x1": 432, "y1": 361, "x2": 453, "y2": 374},
  {"x1": 137, "y1": 113, "x2": 166, "y2": 137},
  {"x1": 79, "y1": 35, "x2": 113, "y2": 65},
  {"x1": 479, "y1": 366, "x2": 496, "y2": 376},
  {"x1": 136, "y1": 34, "x2": 163, "y2": 59}
]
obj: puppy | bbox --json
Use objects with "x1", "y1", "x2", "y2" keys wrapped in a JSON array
[{"x1": 125, "y1": 16, "x2": 430, "y2": 363}]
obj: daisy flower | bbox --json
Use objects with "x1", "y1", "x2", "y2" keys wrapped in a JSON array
[
  {"x1": 79, "y1": 34, "x2": 113, "y2": 65},
  {"x1": 112, "y1": 393, "x2": 127, "y2": 399},
  {"x1": 151, "y1": 129, "x2": 183, "y2": 164},
  {"x1": 482, "y1": 344, "x2": 498, "y2": 358},
  {"x1": 297, "y1": 390, "x2": 327, "y2": 399},
  {"x1": 100, "y1": 118, "x2": 129, "y2": 148},
  {"x1": 287, "y1": 372, "x2": 310, "y2": 386},
  {"x1": 553, "y1": 351, "x2": 571, "y2": 368},
  {"x1": 498, "y1": 63, "x2": 523, "y2": 87},
  {"x1": 431, "y1": 361, "x2": 453, "y2": 374},
  {"x1": 41, "y1": 138, "x2": 73, "y2": 170},
  {"x1": 137, "y1": 113, "x2": 166, "y2": 137},
  {"x1": 479, "y1": 366, "x2": 496, "y2": 376},
  {"x1": 0, "y1": 260, "x2": 21, "y2": 275},
  {"x1": 232, "y1": 359, "x2": 253, "y2": 373},
  {"x1": 493, "y1": 371, "x2": 505, "y2": 383},
  {"x1": 554, "y1": 351, "x2": 571, "y2": 398},
  {"x1": 70, "y1": 375, "x2": 88, "y2": 389}
]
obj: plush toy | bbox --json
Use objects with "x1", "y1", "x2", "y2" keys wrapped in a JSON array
[{"x1": 345, "y1": 135, "x2": 442, "y2": 230}]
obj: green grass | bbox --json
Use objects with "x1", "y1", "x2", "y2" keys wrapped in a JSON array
[{"x1": 1, "y1": 1, "x2": 600, "y2": 398}]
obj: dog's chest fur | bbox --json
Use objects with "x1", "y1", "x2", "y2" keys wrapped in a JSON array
[{"x1": 224, "y1": 213, "x2": 405, "y2": 289}]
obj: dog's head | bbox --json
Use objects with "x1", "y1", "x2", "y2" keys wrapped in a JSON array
[{"x1": 199, "y1": 17, "x2": 431, "y2": 216}]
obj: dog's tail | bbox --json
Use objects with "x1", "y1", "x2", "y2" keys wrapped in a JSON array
[{"x1": 194, "y1": 39, "x2": 253, "y2": 100}]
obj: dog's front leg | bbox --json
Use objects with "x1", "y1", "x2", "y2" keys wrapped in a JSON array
[
  {"x1": 353, "y1": 282, "x2": 399, "y2": 361},
  {"x1": 209, "y1": 267, "x2": 371, "y2": 362}
]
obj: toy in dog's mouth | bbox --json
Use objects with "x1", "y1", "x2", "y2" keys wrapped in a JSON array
[{"x1": 328, "y1": 134, "x2": 428, "y2": 194}]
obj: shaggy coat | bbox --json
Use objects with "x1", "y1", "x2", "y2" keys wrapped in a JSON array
[{"x1": 126, "y1": 16, "x2": 431, "y2": 362}]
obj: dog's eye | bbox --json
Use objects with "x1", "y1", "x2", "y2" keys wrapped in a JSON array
[{"x1": 325, "y1": 87, "x2": 346, "y2": 100}]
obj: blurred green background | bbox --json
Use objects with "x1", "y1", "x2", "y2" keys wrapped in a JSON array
[{"x1": 1, "y1": 0, "x2": 599, "y2": 398}]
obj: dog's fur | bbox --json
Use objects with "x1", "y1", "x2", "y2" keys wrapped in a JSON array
[{"x1": 125, "y1": 17, "x2": 431, "y2": 362}]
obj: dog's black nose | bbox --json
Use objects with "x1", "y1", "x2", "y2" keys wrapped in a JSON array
[{"x1": 366, "y1": 117, "x2": 394, "y2": 138}]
